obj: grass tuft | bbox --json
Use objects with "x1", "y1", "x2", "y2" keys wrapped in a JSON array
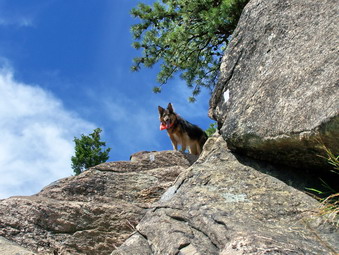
[{"x1": 312, "y1": 144, "x2": 339, "y2": 227}]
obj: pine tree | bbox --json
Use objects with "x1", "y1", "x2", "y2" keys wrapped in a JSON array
[
  {"x1": 205, "y1": 122, "x2": 217, "y2": 137},
  {"x1": 71, "y1": 128, "x2": 111, "y2": 175},
  {"x1": 131, "y1": 0, "x2": 249, "y2": 101}
]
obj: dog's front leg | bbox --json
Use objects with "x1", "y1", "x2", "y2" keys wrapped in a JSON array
[
  {"x1": 169, "y1": 134, "x2": 178, "y2": 151},
  {"x1": 170, "y1": 138, "x2": 178, "y2": 151},
  {"x1": 172, "y1": 141, "x2": 178, "y2": 151}
]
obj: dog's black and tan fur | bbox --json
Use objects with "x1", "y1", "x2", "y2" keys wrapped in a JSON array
[{"x1": 158, "y1": 103, "x2": 208, "y2": 155}]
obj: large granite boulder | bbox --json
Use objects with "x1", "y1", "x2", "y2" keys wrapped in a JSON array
[
  {"x1": 0, "y1": 237, "x2": 36, "y2": 255},
  {"x1": 1, "y1": 1, "x2": 338, "y2": 254},
  {"x1": 112, "y1": 134, "x2": 338, "y2": 255},
  {"x1": 209, "y1": 0, "x2": 339, "y2": 169},
  {"x1": 0, "y1": 151, "x2": 196, "y2": 255}
]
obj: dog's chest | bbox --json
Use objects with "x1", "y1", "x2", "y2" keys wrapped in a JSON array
[
  {"x1": 170, "y1": 131, "x2": 190, "y2": 145},
  {"x1": 172, "y1": 133, "x2": 181, "y2": 143},
  {"x1": 168, "y1": 130, "x2": 181, "y2": 142}
]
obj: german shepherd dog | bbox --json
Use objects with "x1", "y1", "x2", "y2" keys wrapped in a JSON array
[{"x1": 158, "y1": 103, "x2": 208, "y2": 155}]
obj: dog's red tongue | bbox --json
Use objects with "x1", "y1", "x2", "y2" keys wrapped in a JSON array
[
  {"x1": 160, "y1": 123, "x2": 173, "y2": 130},
  {"x1": 160, "y1": 123, "x2": 168, "y2": 130}
]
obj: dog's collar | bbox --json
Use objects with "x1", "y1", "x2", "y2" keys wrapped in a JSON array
[{"x1": 160, "y1": 114, "x2": 180, "y2": 131}]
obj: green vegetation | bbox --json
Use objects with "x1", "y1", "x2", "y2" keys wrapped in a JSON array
[
  {"x1": 307, "y1": 145, "x2": 338, "y2": 227},
  {"x1": 205, "y1": 122, "x2": 217, "y2": 137},
  {"x1": 130, "y1": 0, "x2": 249, "y2": 101},
  {"x1": 323, "y1": 146, "x2": 339, "y2": 173},
  {"x1": 71, "y1": 128, "x2": 111, "y2": 175},
  {"x1": 318, "y1": 146, "x2": 338, "y2": 227}
]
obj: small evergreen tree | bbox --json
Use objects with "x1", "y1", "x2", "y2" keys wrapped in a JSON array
[
  {"x1": 130, "y1": 0, "x2": 249, "y2": 101},
  {"x1": 71, "y1": 128, "x2": 111, "y2": 175},
  {"x1": 205, "y1": 122, "x2": 217, "y2": 137}
]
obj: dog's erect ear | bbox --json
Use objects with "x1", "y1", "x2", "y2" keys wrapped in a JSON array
[
  {"x1": 167, "y1": 103, "x2": 174, "y2": 113},
  {"x1": 158, "y1": 106, "x2": 165, "y2": 116}
]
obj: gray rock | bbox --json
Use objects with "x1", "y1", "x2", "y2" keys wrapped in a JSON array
[
  {"x1": 0, "y1": 237, "x2": 36, "y2": 255},
  {"x1": 110, "y1": 233, "x2": 152, "y2": 255},
  {"x1": 0, "y1": 150, "x2": 194, "y2": 255},
  {"x1": 209, "y1": 0, "x2": 339, "y2": 169},
  {"x1": 113, "y1": 134, "x2": 338, "y2": 255}
]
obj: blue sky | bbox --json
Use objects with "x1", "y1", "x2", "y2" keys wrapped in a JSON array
[{"x1": 0, "y1": 0, "x2": 213, "y2": 199}]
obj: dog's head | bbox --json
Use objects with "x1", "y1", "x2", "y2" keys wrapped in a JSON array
[{"x1": 158, "y1": 103, "x2": 177, "y2": 130}]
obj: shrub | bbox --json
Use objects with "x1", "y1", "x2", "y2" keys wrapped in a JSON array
[
  {"x1": 71, "y1": 128, "x2": 111, "y2": 175},
  {"x1": 205, "y1": 122, "x2": 217, "y2": 137}
]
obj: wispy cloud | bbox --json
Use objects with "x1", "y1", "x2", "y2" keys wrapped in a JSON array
[
  {"x1": 0, "y1": 17, "x2": 34, "y2": 27},
  {"x1": 0, "y1": 65, "x2": 95, "y2": 199},
  {"x1": 165, "y1": 80, "x2": 212, "y2": 121},
  {"x1": 102, "y1": 92, "x2": 163, "y2": 154},
  {"x1": 89, "y1": 78, "x2": 213, "y2": 160},
  {"x1": 0, "y1": 0, "x2": 55, "y2": 28}
]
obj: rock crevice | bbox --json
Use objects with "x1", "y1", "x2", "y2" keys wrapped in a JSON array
[{"x1": 112, "y1": 134, "x2": 338, "y2": 255}]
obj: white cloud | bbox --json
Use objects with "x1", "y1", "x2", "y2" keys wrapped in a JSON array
[
  {"x1": 0, "y1": 17, "x2": 34, "y2": 27},
  {"x1": 0, "y1": 66, "x2": 95, "y2": 199},
  {"x1": 0, "y1": 0, "x2": 53, "y2": 28},
  {"x1": 96, "y1": 79, "x2": 213, "y2": 158}
]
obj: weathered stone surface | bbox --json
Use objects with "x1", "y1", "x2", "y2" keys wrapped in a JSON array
[
  {"x1": 2, "y1": 1, "x2": 339, "y2": 254},
  {"x1": 0, "y1": 150, "x2": 194, "y2": 255},
  {"x1": 209, "y1": 0, "x2": 339, "y2": 169},
  {"x1": 0, "y1": 237, "x2": 36, "y2": 255},
  {"x1": 130, "y1": 150, "x2": 198, "y2": 166},
  {"x1": 112, "y1": 134, "x2": 338, "y2": 255}
]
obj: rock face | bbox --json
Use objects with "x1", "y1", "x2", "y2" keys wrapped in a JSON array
[
  {"x1": 0, "y1": 237, "x2": 36, "y2": 255},
  {"x1": 109, "y1": 3, "x2": 339, "y2": 249},
  {"x1": 112, "y1": 134, "x2": 338, "y2": 255},
  {"x1": 0, "y1": 151, "x2": 196, "y2": 255},
  {"x1": 209, "y1": 0, "x2": 339, "y2": 169},
  {"x1": 1, "y1": 1, "x2": 338, "y2": 254}
]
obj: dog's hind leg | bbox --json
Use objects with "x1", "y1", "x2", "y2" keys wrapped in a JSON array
[
  {"x1": 195, "y1": 141, "x2": 203, "y2": 155},
  {"x1": 196, "y1": 143, "x2": 202, "y2": 155},
  {"x1": 181, "y1": 142, "x2": 187, "y2": 153},
  {"x1": 189, "y1": 143, "x2": 199, "y2": 155}
]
